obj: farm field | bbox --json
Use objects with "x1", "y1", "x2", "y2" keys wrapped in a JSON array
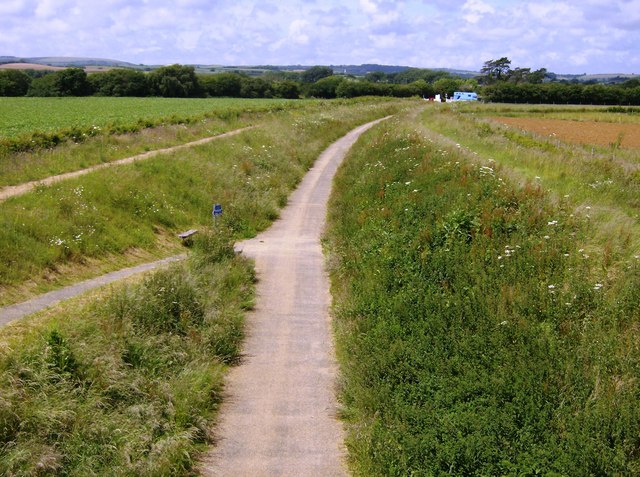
[
  {"x1": 0, "y1": 96, "x2": 301, "y2": 140},
  {"x1": 492, "y1": 117, "x2": 640, "y2": 149},
  {"x1": 0, "y1": 97, "x2": 406, "y2": 306}
]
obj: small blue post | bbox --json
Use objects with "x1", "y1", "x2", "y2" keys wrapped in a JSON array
[{"x1": 213, "y1": 203, "x2": 223, "y2": 226}]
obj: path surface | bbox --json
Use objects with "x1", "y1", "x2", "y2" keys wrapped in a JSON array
[
  {"x1": 0, "y1": 126, "x2": 254, "y2": 202},
  {"x1": 0, "y1": 255, "x2": 185, "y2": 327},
  {"x1": 199, "y1": 116, "x2": 391, "y2": 477}
]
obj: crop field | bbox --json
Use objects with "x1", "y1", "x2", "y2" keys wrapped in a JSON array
[
  {"x1": 492, "y1": 117, "x2": 640, "y2": 149},
  {"x1": 0, "y1": 97, "x2": 301, "y2": 140}
]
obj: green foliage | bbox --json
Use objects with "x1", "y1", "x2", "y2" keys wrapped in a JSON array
[
  {"x1": 0, "y1": 227, "x2": 253, "y2": 475},
  {"x1": 326, "y1": 113, "x2": 640, "y2": 475},
  {"x1": 89, "y1": 68, "x2": 149, "y2": 97},
  {"x1": 199, "y1": 72, "x2": 242, "y2": 97},
  {"x1": 238, "y1": 76, "x2": 272, "y2": 98},
  {"x1": 306, "y1": 75, "x2": 345, "y2": 99},
  {"x1": 148, "y1": 64, "x2": 201, "y2": 98},
  {"x1": 271, "y1": 80, "x2": 300, "y2": 99},
  {"x1": 55, "y1": 68, "x2": 92, "y2": 96},
  {"x1": 26, "y1": 73, "x2": 60, "y2": 97},
  {"x1": 0, "y1": 69, "x2": 31, "y2": 96},
  {"x1": 300, "y1": 65, "x2": 334, "y2": 83},
  {"x1": 0, "y1": 97, "x2": 405, "y2": 300}
]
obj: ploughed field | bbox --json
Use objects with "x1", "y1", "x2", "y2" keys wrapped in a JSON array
[{"x1": 492, "y1": 116, "x2": 640, "y2": 149}]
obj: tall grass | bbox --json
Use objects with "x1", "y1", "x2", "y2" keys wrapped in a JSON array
[
  {"x1": 326, "y1": 112, "x2": 640, "y2": 475},
  {"x1": 419, "y1": 104, "x2": 640, "y2": 263},
  {"x1": 0, "y1": 227, "x2": 254, "y2": 475},
  {"x1": 0, "y1": 98, "x2": 407, "y2": 306}
]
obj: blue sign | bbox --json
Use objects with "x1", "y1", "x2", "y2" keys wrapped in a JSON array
[{"x1": 213, "y1": 204, "x2": 223, "y2": 217}]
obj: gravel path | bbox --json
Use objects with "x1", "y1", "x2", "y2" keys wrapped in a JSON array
[
  {"x1": 0, "y1": 126, "x2": 254, "y2": 202},
  {"x1": 0, "y1": 255, "x2": 185, "y2": 327},
  {"x1": 199, "y1": 116, "x2": 391, "y2": 477}
]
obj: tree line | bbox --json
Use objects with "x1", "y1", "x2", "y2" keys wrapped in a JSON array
[{"x1": 1, "y1": 60, "x2": 639, "y2": 105}]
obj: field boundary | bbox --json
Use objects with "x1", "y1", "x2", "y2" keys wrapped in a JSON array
[{"x1": 0, "y1": 126, "x2": 255, "y2": 202}]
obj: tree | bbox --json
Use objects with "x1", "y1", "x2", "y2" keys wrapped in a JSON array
[
  {"x1": 239, "y1": 76, "x2": 272, "y2": 98},
  {"x1": 89, "y1": 68, "x2": 148, "y2": 96},
  {"x1": 300, "y1": 66, "x2": 333, "y2": 83},
  {"x1": 0, "y1": 69, "x2": 31, "y2": 96},
  {"x1": 148, "y1": 64, "x2": 200, "y2": 97},
  {"x1": 271, "y1": 80, "x2": 300, "y2": 99},
  {"x1": 199, "y1": 73, "x2": 242, "y2": 97},
  {"x1": 365, "y1": 71, "x2": 387, "y2": 83},
  {"x1": 27, "y1": 73, "x2": 60, "y2": 96},
  {"x1": 305, "y1": 75, "x2": 345, "y2": 98},
  {"x1": 55, "y1": 68, "x2": 92, "y2": 96},
  {"x1": 480, "y1": 57, "x2": 512, "y2": 84}
]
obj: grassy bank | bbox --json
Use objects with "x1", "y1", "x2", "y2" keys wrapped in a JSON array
[
  {"x1": 326, "y1": 111, "x2": 640, "y2": 475},
  {"x1": 419, "y1": 104, "x2": 640, "y2": 264},
  {"x1": 0, "y1": 98, "x2": 309, "y2": 187},
  {"x1": 0, "y1": 98, "x2": 408, "y2": 306},
  {"x1": 0, "y1": 228, "x2": 254, "y2": 475}
]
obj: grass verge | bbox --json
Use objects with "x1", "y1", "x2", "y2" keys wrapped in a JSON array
[
  {"x1": 0, "y1": 227, "x2": 254, "y2": 475},
  {"x1": 326, "y1": 111, "x2": 640, "y2": 475}
]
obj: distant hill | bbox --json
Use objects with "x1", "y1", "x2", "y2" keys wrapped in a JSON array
[
  {"x1": 0, "y1": 56, "x2": 141, "y2": 69},
  {"x1": 1, "y1": 56, "x2": 636, "y2": 83}
]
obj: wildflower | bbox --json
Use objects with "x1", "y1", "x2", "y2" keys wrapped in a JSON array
[
  {"x1": 594, "y1": 283, "x2": 603, "y2": 290},
  {"x1": 548, "y1": 285, "x2": 556, "y2": 289},
  {"x1": 544, "y1": 235, "x2": 550, "y2": 240},
  {"x1": 548, "y1": 220, "x2": 558, "y2": 226}
]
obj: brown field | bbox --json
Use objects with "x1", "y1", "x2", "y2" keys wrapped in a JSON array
[{"x1": 492, "y1": 117, "x2": 640, "y2": 149}]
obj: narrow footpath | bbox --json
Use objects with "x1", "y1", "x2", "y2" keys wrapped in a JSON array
[
  {"x1": 0, "y1": 126, "x2": 254, "y2": 202},
  {"x1": 199, "y1": 117, "x2": 391, "y2": 476}
]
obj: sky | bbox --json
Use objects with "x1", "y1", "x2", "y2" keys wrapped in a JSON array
[{"x1": 1, "y1": 0, "x2": 639, "y2": 74}]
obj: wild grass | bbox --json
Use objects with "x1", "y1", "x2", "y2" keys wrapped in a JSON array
[
  {"x1": 0, "y1": 227, "x2": 254, "y2": 476},
  {"x1": 419, "y1": 104, "x2": 640, "y2": 264},
  {"x1": 0, "y1": 97, "x2": 407, "y2": 306},
  {"x1": 0, "y1": 98, "x2": 310, "y2": 186},
  {"x1": 326, "y1": 110, "x2": 640, "y2": 475}
]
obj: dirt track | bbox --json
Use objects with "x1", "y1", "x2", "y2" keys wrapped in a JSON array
[
  {"x1": 199, "y1": 117, "x2": 391, "y2": 476},
  {"x1": 0, "y1": 126, "x2": 254, "y2": 202}
]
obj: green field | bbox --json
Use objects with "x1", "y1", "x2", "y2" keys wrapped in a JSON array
[{"x1": 0, "y1": 97, "x2": 300, "y2": 139}]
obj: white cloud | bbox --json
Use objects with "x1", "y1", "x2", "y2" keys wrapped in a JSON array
[
  {"x1": 0, "y1": 0, "x2": 638, "y2": 73},
  {"x1": 461, "y1": 0, "x2": 495, "y2": 23}
]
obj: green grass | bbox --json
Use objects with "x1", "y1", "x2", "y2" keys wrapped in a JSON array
[
  {"x1": 0, "y1": 97, "x2": 407, "y2": 306},
  {"x1": 418, "y1": 104, "x2": 640, "y2": 262},
  {"x1": 326, "y1": 110, "x2": 640, "y2": 475},
  {"x1": 0, "y1": 97, "x2": 411, "y2": 475},
  {"x1": 0, "y1": 97, "x2": 300, "y2": 140},
  {"x1": 0, "y1": 228, "x2": 254, "y2": 476}
]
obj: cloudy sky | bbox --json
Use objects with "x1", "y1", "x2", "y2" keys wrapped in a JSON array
[{"x1": 1, "y1": 0, "x2": 639, "y2": 74}]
